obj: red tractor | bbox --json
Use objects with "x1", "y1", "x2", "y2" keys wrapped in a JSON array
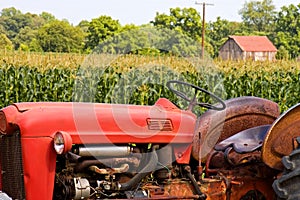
[{"x1": 0, "y1": 80, "x2": 298, "y2": 199}]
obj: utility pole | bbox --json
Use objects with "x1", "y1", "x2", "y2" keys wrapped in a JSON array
[{"x1": 195, "y1": 2, "x2": 214, "y2": 59}]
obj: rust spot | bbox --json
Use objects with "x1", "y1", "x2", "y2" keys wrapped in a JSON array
[{"x1": 262, "y1": 103, "x2": 300, "y2": 170}]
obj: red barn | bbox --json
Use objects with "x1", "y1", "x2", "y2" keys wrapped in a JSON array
[{"x1": 219, "y1": 36, "x2": 277, "y2": 61}]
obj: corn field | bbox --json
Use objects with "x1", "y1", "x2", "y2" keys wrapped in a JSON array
[{"x1": 0, "y1": 50, "x2": 300, "y2": 113}]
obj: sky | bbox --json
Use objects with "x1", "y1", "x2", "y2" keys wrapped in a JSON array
[{"x1": 0, "y1": 0, "x2": 298, "y2": 26}]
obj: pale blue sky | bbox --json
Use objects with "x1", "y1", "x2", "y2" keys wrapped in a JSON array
[{"x1": 0, "y1": 0, "x2": 298, "y2": 26}]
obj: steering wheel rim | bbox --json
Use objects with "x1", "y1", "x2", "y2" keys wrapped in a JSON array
[{"x1": 166, "y1": 80, "x2": 226, "y2": 111}]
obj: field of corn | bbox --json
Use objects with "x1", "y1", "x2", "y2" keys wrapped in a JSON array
[{"x1": 1, "y1": 50, "x2": 300, "y2": 113}]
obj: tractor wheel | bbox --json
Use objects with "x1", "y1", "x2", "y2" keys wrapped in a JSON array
[
  {"x1": 273, "y1": 139, "x2": 300, "y2": 199},
  {"x1": 192, "y1": 96, "x2": 280, "y2": 161}
]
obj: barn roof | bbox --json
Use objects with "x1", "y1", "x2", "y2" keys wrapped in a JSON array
[{"x1": 229, "y1": 35, "x2": 277, "y2": 52}]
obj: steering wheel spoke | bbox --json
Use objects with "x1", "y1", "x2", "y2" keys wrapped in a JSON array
[
  {"x1": 173, "y1": 90, "x2": 191, "y2": 102},
  {"x1": 166, "y1": 80, "x2": 226, "y2": 111}
]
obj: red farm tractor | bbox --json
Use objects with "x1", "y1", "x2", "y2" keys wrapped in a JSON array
[{"x1": 0, "y1": 80, "x2": 299, "y2": 199}]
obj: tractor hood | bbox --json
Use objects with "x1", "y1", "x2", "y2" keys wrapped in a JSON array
[{"x1": 0, "y1": 98, "x2": 197, "y2": 144}]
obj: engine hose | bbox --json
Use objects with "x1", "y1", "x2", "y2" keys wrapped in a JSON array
[
  {"x1": 184, "y1": 166, "x2": 207, "y2": 200},
  {"x1": 119, "y1": 150, "x2": 158, "y2": 191}
]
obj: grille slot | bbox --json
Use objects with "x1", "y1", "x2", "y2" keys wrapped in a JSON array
[
  {"x1": 147, "y1": 119, "x2": 173, "y2": 131},
  {"x1": 0, "y1": 132, "x2": 25, "y2": 200}
]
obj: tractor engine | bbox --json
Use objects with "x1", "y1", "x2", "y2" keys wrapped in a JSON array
[{"x1": 53, "y1": 144, "x2": 198, "y2": 200}]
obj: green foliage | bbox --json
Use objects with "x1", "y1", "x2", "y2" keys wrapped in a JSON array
[
  {"x1": 239, "y1": 0, "x2": 276, "y2": 32},
  {"x1": 151, "y1": 7, "x2": 202, "y2": 42},
  {"x1": 0, "y1": 7, "x2": 32, "y2": 40},
  {"x1": 39, "y1": 12, "x2": 56, "y2": 23},
  {"x1": 121, "y1": 24, "x2": 139, "y2": 32},
  {"x1": 274, "y1": 3, "x2": 300, "y2": 59},
  {"x1": 0, "y1": 8, "x2": 57, "y2": 50},
  {"x1": 14, "y1": 26, "x2": 39, "y2": 50},
  {"x1": 77, "y1": 20, "x2": 90, "y2": 34},
  {"x1": 95, "y1": 27, "x2": 152, "y2": 54},
  {"x1": 37, "y1": 20, "x2": 84, "y2": 53},
  {"x1": 0, "y1": 65, "x2": 75, "y2": 105},
  {"x1": 85, "y1": 15, "x2": 121, "y2": 51},
  {"x1": 0, "y1": 34, "x2": 13, "y2": 50},
  {"x1": 220, "y1": 61, "x2": 300, "y2": 112},
  {"x1": 94, "y1": 27, "x2": 202, "y2": 57},
  {"x1": 276, "y1": 46, "x2": 290, "y2": 60}
]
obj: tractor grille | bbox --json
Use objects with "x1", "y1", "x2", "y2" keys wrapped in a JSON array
[{"x1": 0, "y1": 131, "x2": 25, "y2": 200}]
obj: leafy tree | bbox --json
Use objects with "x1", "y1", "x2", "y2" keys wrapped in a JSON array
[
  {"x1": 239, "y1": 0, "x2": 276, "y2": 32},
  {"x1": 276, "y1": 45, "x2": 290, "y2": 60},
  {"x1": 14, "y1": 26, "x2": 42, "y2": 51},
  {"x1": 208, "y1": 17, "x2": 242, "y2": 57},
  {"x1": 150, "y1": 7, "x2": 217, "y2": 57},
  {"x1": 96, "y1": 27, "x2": 151, "y2": 54},
  {"x1": 0, "y1": 8, "x2": 54, "y2": 50},
  {"x1": 78, "y1": 20, "x2": 89, "y2": 33},
  {"x1": 0, "y1": 7, "x2": 32, "y2": 40},
  {"x1": 121, "y1": 23, "x2": 139, "y2": 32},
  {"x1": 85, "y1": 15, "x2": 121, "y2": 51},
  {"x1": 24, "y1": 13, "x2": 47, "y2": 29},
  {"x1": 39, "y1": 12, "x2": 56, "y2": 23},
  {"x1": 0, "y1": 24, "x2": 6, "y2": 34},
  {"x1": 151, "y1": 7, "x2": 202, "y2": 42},
  {"x1": 274, "y1": 3, "x2": 300, "y2": 59},
  {"x1": 37, "y1": 20, "x2": 84, "y2": 52},
  {"x1": 0, "y1": 33, "x2": 13, "y2": 50},
  {"x1": 95, "y1": 27, "x2": 202, "y2": 57}
]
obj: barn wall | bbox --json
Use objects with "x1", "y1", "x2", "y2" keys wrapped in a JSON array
[
  {"x1": 247, "y1": 51, "x2": 277, "y2": 61},
  {"x1": 219, "y1": 39, "x2": 243, "y2": 60}
]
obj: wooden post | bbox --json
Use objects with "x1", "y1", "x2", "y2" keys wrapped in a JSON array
[{"x1": 195, "y1": 2, "x2": 214, "y2": 59}]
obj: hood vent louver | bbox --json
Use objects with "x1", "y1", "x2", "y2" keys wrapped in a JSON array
[{"x1": 147, "y1": 119, "x2": 173, "y2": 131}]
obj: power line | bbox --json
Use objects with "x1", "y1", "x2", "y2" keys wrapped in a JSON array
[{"x1": 195, "y1": 2, "x2": 214, "y2": 59}]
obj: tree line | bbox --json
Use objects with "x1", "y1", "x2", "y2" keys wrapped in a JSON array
[{"x1": 0, "y1": 0, "x2": 299, "y2": 59}]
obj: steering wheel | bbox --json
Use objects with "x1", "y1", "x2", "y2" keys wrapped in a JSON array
[{"x1": 166, "y1": 80, "x2": 226, "y2": 111}]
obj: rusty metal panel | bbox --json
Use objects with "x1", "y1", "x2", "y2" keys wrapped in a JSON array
[
  {"x1": 147, "y1": 177, "x2": 275, "y2": 199},
  {"x1": 156, "y1": 179, "x2": 227, "y2": 200},
  {"x1": 200, "y1": 179, "x2": 227, "y2": 200},
  {"x1": 262, "y1": 103, "x2": 300, "y2": 170},
  {"x1": 192, "y1": 96, "x2": 280, "y2": 161},
  {"x1": 145, "y1": 180, "x2": 201, "y2": 199}
]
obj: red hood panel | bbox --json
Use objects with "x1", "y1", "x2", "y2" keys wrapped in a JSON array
[{"x1": 1, "y1": 98, "x2": 196, "y2": 144}]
